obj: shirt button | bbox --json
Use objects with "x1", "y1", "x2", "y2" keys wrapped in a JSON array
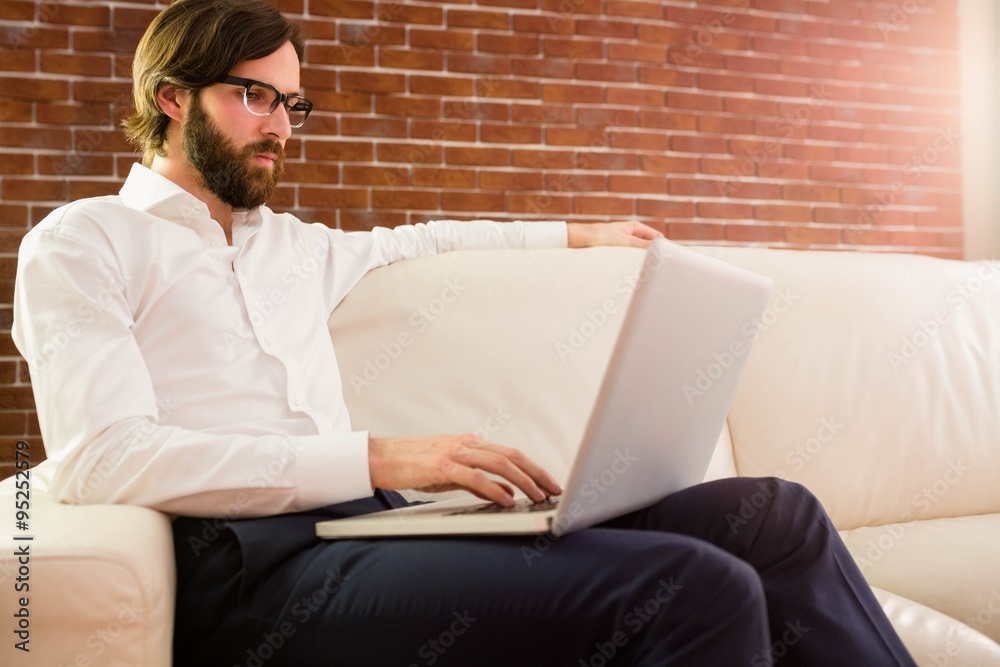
[
  {"x1": 292, "y1": 395, "x2": 304, "y2": 408},
  {"x1": 263, "y1": 336, "x2": 273, "y2": 347},
  {"x1": 211, "y1": 240, "x2": 222, "y2": 248},
  {"x1": 193, "y1": 204, "x2": 203, "y2": 213}
]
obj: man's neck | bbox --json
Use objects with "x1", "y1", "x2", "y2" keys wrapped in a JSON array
[{"x1": 148, "y1": 154, "x2": 233, "y2": 244}]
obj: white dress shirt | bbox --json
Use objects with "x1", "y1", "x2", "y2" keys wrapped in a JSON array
[{"x1": 12, "y1": 163, "x2": 567, "y2": 518}]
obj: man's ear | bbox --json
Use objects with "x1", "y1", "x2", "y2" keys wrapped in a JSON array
[{"x1": 155, "y1": 83, "x2": 188, "y2": 123}]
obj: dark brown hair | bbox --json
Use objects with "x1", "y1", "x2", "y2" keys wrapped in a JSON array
[{"x1": 122, "y1": 0, "x2": 304, "y2": 166}]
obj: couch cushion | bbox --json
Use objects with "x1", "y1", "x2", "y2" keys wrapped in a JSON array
[
  {"x1": 328, "y1": 247, "x2": 736, "y2": 499},
  {"x1": 841, "y1": 513, "x2": 1000, "y2": 644},
  {"x1": 694, "y1": 246, "x2": 1000, "y2": 530},
  {"x1": 0, "y1": 462, "x2": 174, "y2": 667}
]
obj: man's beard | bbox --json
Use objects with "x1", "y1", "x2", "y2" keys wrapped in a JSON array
[{"x1": 182, "y1": 94, "x2": 285, "y2": 210}]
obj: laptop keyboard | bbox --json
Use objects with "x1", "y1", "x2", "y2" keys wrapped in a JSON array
[{"x1": 446, "y1": 495, "x2": 561, "y2": 516}]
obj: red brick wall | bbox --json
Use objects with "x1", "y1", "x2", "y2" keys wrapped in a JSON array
[{"x1": 0, "y1": 0, "x2": 964, "y2": 477}]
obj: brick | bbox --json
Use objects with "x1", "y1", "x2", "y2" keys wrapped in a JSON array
[
  {"x1": 478, "y1": 33, "x2": 540, "y2": 55},
  {"x1": 609, "y1": 174, "x2": 666, "y2": 195},
  {"x1": 509, "y1": 193, "x2": 572, "y2": 215},
  {"x1": 308, "y1": 44, "x2": 375, "y2": 67},
  {"x1": 577, "y1": 108, "x2": 637, "y2": 128},
  {"x1": 340, "y1": 117, "x2": 407, "y2": 138},
  {"x1": 340, "y1": 71, "x2": 405, "y2": 93},
  {"x1": 112, "y1": 7, "x2": 160, "y2": 29},
  {"x1": 0, "y1": 48, "x2": 34, "y2": 71},
  {"x1": 339, "y1": 22, "x2": 406, "y2": 47},
  {"x1": 607, "y1": 1, "x2": 663, "y2": 18},
  {"x1": 375, "y1": 96, "x2": 440, "y2": 117},
  {"x1": 0, "y1": 204, "x2": 29, "y2": 227},
  {"x1": 480, "y1": 171, "x2": 544, "y2": 191},
  {"x1": 546, "y1": 128, "x2": 607, "y2": 147},
  {"x1": 698, "y1": 115, "x2": 754, "y2": 135},
  {"x1": 378, "y1": 143, "x2": 442, "y2": 164},
  {"x1": 412, "y1": 120, "x2": 477, "y2": 142},
  {"x1": 0, "y1": 77, "x2": 67, "y2": 101},
  {"x1": 410, "y1": 29, "x2": 474, "y2": 51},
  {"x1": 442, "y1": 191, "x2": 505, "y2": 212},
  {"x1": 610, "y1": 131, "x2": 670, "y2": 152},
  {"x1": 783, "y1": 184, "x2": 840, "y2": 202},
  {"x1": 576, "y1": 152, "x2": 638, "y2": 170},
  {"x1": 379, "y1": 3, "x2": 443, "y2": 24},
  {"x1": 541, "y1": 0, "x2": 602, "y2": 13},
  {"x1": 477, "y1": 78, "x2": 538, "y2": 99},
  {"x1": 1, "y1": 25, "x2": 68, "y2": 49},
  {"x1": 512, "y1": 58, "x2": 574, "y2": 79},
  {"x1": 512, "y1": 149, "x2": 574, "y2": 169},
  {"x1": 412, "y1": 168, "x2": 476, "y2": 189},
  {"x1": 542, "y1": 84, "x2": 602, "y2": 104},
  {"x1": 380, "y1": 49, "x2": 444, "y2": 71},
  {"x1": 448, "y1": 54, "x2": 510, "y2": 75},
  {"x1": 638, "y1": 110, "x2": 697, "y2": 132},
  {"x1": 0, "y1": 1, "x2": 33, "y2": 20},
  {"x1": 577, "y1": 19, "x2": 634, "y2": 39},
  {"x1": 574, "y1": 196, "x2": 633, "y2": 216},
  {"x1": 1, "y1": 126, "x2": 72, "y2": 150},
  {"x1": 310, "y1": 0, "x2": 374, "y2": 18},
  {"x1": 512, "y1": 104, "x2": 573, "y2": 124},
  {"x1": 411, "y1": 75, "x2": 475, "y2": 97},
  {"x1": 41, "y1": 52, "x2": 113, "y2": 77},
  {"x1": 604, "y1": 87, "x2": 661, "y2": 107},
  {"x1": 576, "y1": 62, "x2": 635, "y2": 83},
  {"x1": 635, "y1": 198, "x2": 695, "y2": 218},
  {"x1": 73, "y1": 28, "x2": 143, "y2": 53},
  {"x1": 667, "y1": 91, "x2": 723, "y2": 112},
  {"x1": 446, "y1": 147, "x2": 510, "y2": 166},
  {"x1": 725, "y1": 224, "x2": 782, "y2": 243},
  {"x1": 39, "y1": 154, "x2": 114, "y2": 177},
  {"x1": 299, "y1": 187, "x2": 369, "y2": 209},
  {"x1": 0, "y1": 101, "x2": 32, "y2": 123},
  {"x1": 543, "y1": 37, "x2": 603, "y2": 59},
  {"x1": 698, "y1": 202, "x2": 753, "y2": 219},
  {"x1": 343, "y1": 165, "x2": 409, "y2": 187},
  {"x1": 0, "y1": 154, "x2": 33, "y2": 175},
  {"x1": 640, "y1": 154, "x2": 698, "y2": 174},
  {"x1": 754, "y1": 204, "x2": 811, "y2": 222},
  {"x1": 73, "y1": 81, "x2": 132, "y2": 105},
  {"x1": 481, "y1": 124, "x2": 542, "y2": 144},
  {"x1": 666, "y1": 222, "x2": 725, "y2": 241},
  {"x1": 697, "y1": 73, "x2": 754, "y2": 93},
  {"x1": 305, "y1": 141, "x2": 373, "y2": 162},
  {"x1": 545, "y1": 172, "x2": 604, "y2": 193},
  {"x1": 448, "y1": 9, "x2": 509, "y2": 30},
  {"x1": 609, "y1": 42, "x2": 666, "y2": 63},
  {"x1": 282, "y1": 163, "x2": 341, "y2": 185},
  {"x1": 443, "y1": 100, "x2": 508, "y2": 121},
  {"x1": 0, "y1": 386, "x2": 36, "y2": 409},
  {"x1": 513, "y1": 14, "x2": 576, "y2": 35},
  {"x1": 670, "y1": 135, "x2": 726, "y2": 154},
  {"x1": 784, "y1": 225, "x2": 842, "y2": 245}
]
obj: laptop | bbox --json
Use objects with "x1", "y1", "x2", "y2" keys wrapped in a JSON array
[{"x1": 316, "y1": 239, "x2": 774, "y2": 539}]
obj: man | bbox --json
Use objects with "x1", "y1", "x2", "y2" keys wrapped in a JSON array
[{"x1": 13, "y1": 1, "x2": 916, "y2": 665}]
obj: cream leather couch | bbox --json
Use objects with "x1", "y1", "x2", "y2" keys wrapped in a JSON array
[{"x1": 2, "y1": 244, "x2": 999, "y2": 666}]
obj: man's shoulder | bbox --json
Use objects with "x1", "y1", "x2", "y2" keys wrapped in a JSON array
[{"x1": 29, "y1": 194, "x2": 127, "y2": 239}]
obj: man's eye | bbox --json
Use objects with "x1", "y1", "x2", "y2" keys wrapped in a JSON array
[{"x1": 246, "y1": 91, "x2": 261, "y2": 101}]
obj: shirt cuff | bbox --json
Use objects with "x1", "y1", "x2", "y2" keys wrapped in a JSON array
[
  {"x1": 521, "y1": 221, "x2": 567, "y2": 249},
  {"x1": 294, "y1": 430, "x2": 373, "y2": 508}
]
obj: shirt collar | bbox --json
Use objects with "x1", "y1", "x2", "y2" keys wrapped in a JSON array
[{"x1": 119, "y1": 162, "x2": 265, "y2": 242}]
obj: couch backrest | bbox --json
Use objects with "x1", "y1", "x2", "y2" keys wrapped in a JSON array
[
  {"x1": 329, "y1": 245, "x2": 1000, "y2": 529},
  {"x1": 695, "y1": 246, "x2": 1000, "y2": 530},
  {"x1": 328, "y1": 246, "x2": 737, "y2": 504}
]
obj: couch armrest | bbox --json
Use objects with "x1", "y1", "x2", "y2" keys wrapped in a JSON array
[{"x1": 0, "y1": 463, "x2": 174, "y2": 666}]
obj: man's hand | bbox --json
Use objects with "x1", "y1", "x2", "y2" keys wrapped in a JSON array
[
  {"x1": 369, "y1": 434, "x2": 563, "y2": 507},
  {"x1": 567, "y1": 220, "x2": 664, "y2": 249}
]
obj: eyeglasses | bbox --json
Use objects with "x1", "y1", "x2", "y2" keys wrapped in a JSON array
[{"x1": 217, "y1": 75, "x2": 313, "y2": 128}]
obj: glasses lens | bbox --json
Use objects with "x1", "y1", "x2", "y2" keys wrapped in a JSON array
[
  {"x1": 287, "y1": 97, "x2": 311, "y2": 128},
  {"x1": 245, "y1": 82, "x2": 279, "y2": 116}
]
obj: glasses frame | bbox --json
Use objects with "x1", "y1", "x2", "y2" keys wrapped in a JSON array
[{"x1": 217, "y1": 75, "x2": 313, "y2": 128}]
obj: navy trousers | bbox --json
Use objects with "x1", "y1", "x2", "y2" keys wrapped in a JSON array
[{"x1": 172, "y1": 478, "x2": 916, "y2": 666}]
